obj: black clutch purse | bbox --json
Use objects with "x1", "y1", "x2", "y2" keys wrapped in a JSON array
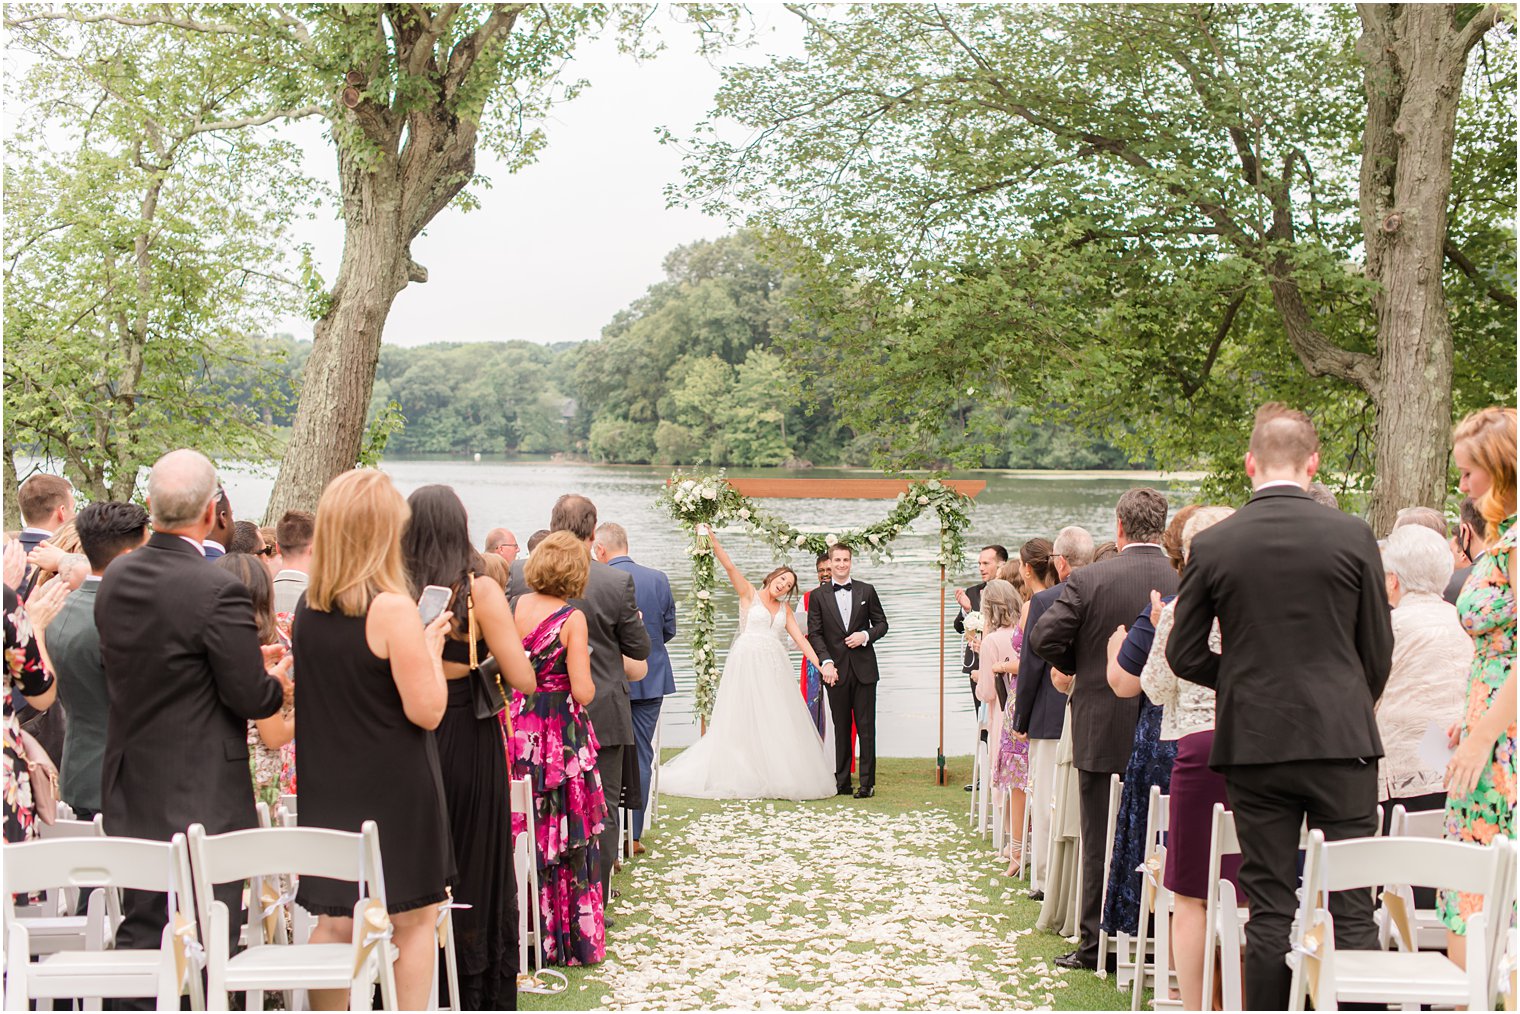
[{"x1": 466, "y1": 588, "x2": 508, "y2": 720}]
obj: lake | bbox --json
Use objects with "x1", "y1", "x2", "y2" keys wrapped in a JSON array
[{"x1": 220, "y1": 460, "x2": 1197, "y2": 758}]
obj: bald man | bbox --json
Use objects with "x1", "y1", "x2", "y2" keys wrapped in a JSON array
[{"x1": 485, "y1": 527, "x2": 520, "y2": 565}]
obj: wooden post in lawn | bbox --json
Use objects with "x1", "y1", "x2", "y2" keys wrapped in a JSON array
[
  {"x1": 938, "y1": 562, "x2": 947, "y2": 786},
  {"x1": 723, "y1": 477, "x2": 984, "y2": 786}
]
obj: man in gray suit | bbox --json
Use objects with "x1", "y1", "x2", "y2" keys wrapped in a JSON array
[
  {"x1": 511, "y1": 494, "x2": 650, "y2": 898},
  {"x1": 271, "y1": 510, "x2": 315, "y2": 616},
  {"x1": 1029, "y1": 489, "x2": 1178, "y2": 971},
  {"x1": 48, "y1": 501, "x2": 150, "y2": 821}
]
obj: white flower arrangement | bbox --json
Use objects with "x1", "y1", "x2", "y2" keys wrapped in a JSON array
[{"x1": 659, "y1": 469, "x2": 976, "y2": 720}]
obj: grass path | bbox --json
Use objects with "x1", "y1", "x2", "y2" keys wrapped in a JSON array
[{"x1": 520, "y1": 756, "x2": 1130, "y2": 1010}]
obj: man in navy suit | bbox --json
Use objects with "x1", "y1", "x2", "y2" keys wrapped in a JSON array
[{"x1": 595, "y1": 522, "x2": 676, "y2": 854}]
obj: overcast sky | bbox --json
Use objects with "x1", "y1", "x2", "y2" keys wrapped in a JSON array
[{"x1": 277, "y1": 10, "x2": 803, "y2": 348}]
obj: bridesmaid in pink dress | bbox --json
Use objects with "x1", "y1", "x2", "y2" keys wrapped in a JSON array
[{"x1": 976, "y1": 578, "x2": 1028, "y2": 875}]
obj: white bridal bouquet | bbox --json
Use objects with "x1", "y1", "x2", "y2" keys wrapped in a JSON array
[{"x1": 962, "y1": 610, "x2": 984, "y2": 645}]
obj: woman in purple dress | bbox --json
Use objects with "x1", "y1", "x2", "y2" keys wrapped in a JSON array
[
  {"x1": 509, "y1": 531, "x2": 607, "y2": 966},
  {"x1": 977, "y1": 578, "x2": 1028, "y2": 875}
]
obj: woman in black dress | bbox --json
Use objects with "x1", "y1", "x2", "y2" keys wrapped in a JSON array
[
  {"x1": 292, "y1": 469, "x2": 455, "y2": 1011},
  {"x1": 403, "y1": 485, "x2": 537, "y2": 1010}
]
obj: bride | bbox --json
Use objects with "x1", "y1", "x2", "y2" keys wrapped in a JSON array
[{"x1": 660, "y1": 525, "x2": 837, "y2": 801}]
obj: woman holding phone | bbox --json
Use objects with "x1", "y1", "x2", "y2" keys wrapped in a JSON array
[
  {"x1": 290, "y1": 469, "x2": 454, "y2": 1011},
  {"x1": 403, "y1": 484, "x2": 536, "y2": 1010}
]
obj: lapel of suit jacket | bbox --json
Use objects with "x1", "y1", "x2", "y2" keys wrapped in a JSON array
[{"x1": 849, "y1": 583, "x2": 865, "y2": 628}]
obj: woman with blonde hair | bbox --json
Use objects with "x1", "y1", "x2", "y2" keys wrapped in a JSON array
[
  {"x1": 976, "y1": 577, "x2": 1027, "y2": 875},
  {"x1": 290, "y1": 469, "x2": 455, "y2": 1011},
  {"x1": 1441, "y1": 406, "x2": 1516, "y2": 969}
]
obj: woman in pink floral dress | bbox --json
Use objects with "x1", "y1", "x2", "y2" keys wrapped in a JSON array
[
  {"x1": 4, "y1": 583, "x2": 58, "y2": 843},
  {"x1": 509, "y1": 531, "x2": 607, "y2": 966}
]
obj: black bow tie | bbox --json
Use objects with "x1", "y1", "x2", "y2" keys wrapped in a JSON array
[{"x1": 833, "y1": 582, "x2": 853, "y2": 592}]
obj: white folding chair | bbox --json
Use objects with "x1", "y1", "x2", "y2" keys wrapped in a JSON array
[
  {"x1": 188, "y1": 820, "x2": 397, "y2": 1011},
  {"x1": 1126, "y1": 786, "x2": 1174, "y2": 1007},
  {"x1": 23, "y1": 814, "x2": 113, "y2": 956},
  {"x1": 973, "y1": 712, "x2": 992, "y2": 835},
  {"x1": 1287, "y1": 831, "x2": 1512, "y2": 1011},
  {"x1": 431, "y1": 888, "x2": 464, "y2": 1012},
  {"x1": 1199, "y1": 804, "x2": 1248, "y2": 1011},
  {"x1": 4, "y1": 833, "x2": 204, "y2": 1011},
  {"x1": 1376, "y1": 805, "x2": 1452, "y2": 952},
  {"x1": 509, "y1": 777, "x2": 543, "y2": 972},
  {"x1": 1096, "y1": 772, "x2": 1122, "y2": 971}
]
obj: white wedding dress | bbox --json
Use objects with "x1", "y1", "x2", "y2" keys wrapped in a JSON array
[{"x1": 660, "y1": 599, "x2": 836, "y2": 801}]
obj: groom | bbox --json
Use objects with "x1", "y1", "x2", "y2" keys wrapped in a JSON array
[{"x1": 808, "y1": 543, "x2": 889, "y2": 798}]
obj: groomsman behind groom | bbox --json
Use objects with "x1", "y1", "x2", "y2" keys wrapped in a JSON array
[{"x1": 807, "y1": 544, "x2": 888, "y2": 799}]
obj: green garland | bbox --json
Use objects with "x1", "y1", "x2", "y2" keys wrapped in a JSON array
[{"x1": 656, "y1": 470, "x2": 976, "y2": 719}]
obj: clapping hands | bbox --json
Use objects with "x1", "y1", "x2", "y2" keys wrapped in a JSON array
[
  {"x1": 1149, "y1": 589, "x2": 1165, "y2": 627},
  {"x1": 3, "y1": 540, "x2": 25, "y2": 591}
]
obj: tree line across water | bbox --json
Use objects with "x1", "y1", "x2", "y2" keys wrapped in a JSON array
[{"x1": 227, "y1": 233, "x2": 1136, "y2": 472}]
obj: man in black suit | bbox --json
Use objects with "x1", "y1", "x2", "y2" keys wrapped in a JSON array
[
  {"x1": 48, "y1": 502, "x2": 150, "y2": 822},
  {"x1": 807, "y1": 543, "x2": 889, "y2": 798},
  {"x1": 202, "y1": 487, "x2": 233, "y2": 559},
  {"x1": 1167, "y1": 403, "x2": 1392, "y2": 1010},
  {"x1": 954, "y1": 544, "x2": 1009, "y2": 709},
  {"x1": 510, "y1": 494, "x2": 650, "y2": 898},
  {"x1": 1029, "y1": 490, "x2": 1179, "y2": 970},
  {"x1": 1446, "y1": 496, "x2": 1487, "y2": 604},
  {"x1": 1013, "y1": 525, "x2": 1092, "y2": 899},
  {"x1": 95, "y1": 450, "x2": 288, "y2": 963}
]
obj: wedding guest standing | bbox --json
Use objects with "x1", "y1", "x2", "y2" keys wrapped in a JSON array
[
  {"x1": 1018, "y1": 527, "x2": 1090, "y2": 902},
  {"x1": 203, "y1": 487, "x2": 232, "y2": 559},
  {"x1": 510, "y1": 531, "x2": 607, "y2": 966},
  {"x1": 956, "y1": 545, "x2": 1008, "y2": 715},
  {"x1": 1141, "y1": 505, "x2": 1236, "y2": 1012},
  {"x1": 215, "y1": 554, "x2": 296, "y2": 808},
  {"x1": 404, "y1": 484, "x2": 537, "y2": 1010},
  {"x1": 271, "y1": 510, "x2": 315, "y2": 618},
  {"x1": 1377, "y1": 525, "x2": 1471, "y2": 821},
  {"x1": 1167, "y1": 404, "x2": 1392, "y2": 1010},
  {"x1": 1100, "y1": 507, "x2": 1201, "y2": 947},
  {"x1": 1446, "y1": 496, "x2": 1488, "y2": 605},
  {"x1": 511, "y1": 494, "x2": 650, "y2": 899},
  {"x1": 4, "y1": 585, "x2": 57, "y2": 842},
  {"x1": 291, "y1": 469, "x2": 454, "y2": 1011},
  {"x1": 485, "y1": 527, "x2": 521, "y2": 566},
  {"x1": 96, "y1": 449, "x2": 287, "y2": 965},
  {"x1": 1030, "y1": 490, "x2": 1177, "y2": 971},
  {"x1": 1441, "y1": 406, "x2": 1516, "y2": 971},
  {"x1": 49, "y1": 502, "x2": 150, "y2": 822},
  {"x1": 976, "y1": 578, "x2": 1026, "y2": 876},
  {"x1": 596, "y1": 522, "x2": 676, "y2": 855}
]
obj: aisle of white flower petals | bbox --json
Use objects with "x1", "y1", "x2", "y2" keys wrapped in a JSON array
[{"x1": 584, "y1": 802, "x2": 1073, "y2": 1010}]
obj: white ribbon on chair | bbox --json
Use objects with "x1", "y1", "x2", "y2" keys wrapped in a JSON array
[
  {"x1": 435, "y1": 889, "x2": 473, "y2": 949},
  {"x1": 165, "y1": 885, "x2": 206, "y2": 988}
]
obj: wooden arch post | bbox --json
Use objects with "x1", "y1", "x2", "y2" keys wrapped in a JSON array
[{"x1": 724, "y1": 477, "x2": 985, "y2": 786}]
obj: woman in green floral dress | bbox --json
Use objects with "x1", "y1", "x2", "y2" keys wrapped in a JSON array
[{"x1": 1440, "y1": 406, "x2": 1516, "y2": 969}]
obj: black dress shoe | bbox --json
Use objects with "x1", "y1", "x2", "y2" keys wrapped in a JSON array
[
  {"x1": 837, "y1": 786, "x2": 853, "y2": 796},
  {"x1": 962, "y1": 783, "x2": 974, "y2": 792},
  {"x1": 853, "y1": 786, "x2": 874, "y2": 799},
  {"x1": 1054, "y1": 950, "x2": 1097, "y2": 971},
  {"x1": 1027, "y1": 889, "x2": 1045, "y2": 902}
]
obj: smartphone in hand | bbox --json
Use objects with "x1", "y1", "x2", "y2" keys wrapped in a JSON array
[{"x1": 418, "y1": 585, "x2": 452, "y2": 625}]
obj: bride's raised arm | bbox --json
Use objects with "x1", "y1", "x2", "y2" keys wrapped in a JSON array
[{"x1": 697, "y1": 524, "x2": 753, "y2": 602}]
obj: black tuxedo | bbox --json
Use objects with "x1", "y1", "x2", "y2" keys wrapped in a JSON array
[
  {"x1": 1011, "y1": 582, "x2": 1068, "y2": 741},
  {"x1": 95, "y1": 532, "x2": 284, "y2": 953},
  {"x1": 807, "y1": 580, "x2": 888, "y2": 791},
  {"x1": 1167, "y1": 484, "x2": 1393, "y2": 1008},
  {"x1": 1029, "y1": 544, "x2": 1178, "y2": 964},
  {"x1": 953, "y1": 582, "x2": 985, "y2": 704}
]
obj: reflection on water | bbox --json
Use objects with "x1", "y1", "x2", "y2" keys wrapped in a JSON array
[{"x1": 221, "y1": 461, "x2": 1194, "y2": 758}]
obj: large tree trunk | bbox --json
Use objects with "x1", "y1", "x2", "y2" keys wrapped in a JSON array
[
  {"x1": 263, "y1": 151, "x2": 412, "y2": 520},
  {"x1": 1356, "y1": 4, "x2": 1478, "y2": 533},
  {"x1": 3, "y1": 444, "x2": 20, "y2": 531}
]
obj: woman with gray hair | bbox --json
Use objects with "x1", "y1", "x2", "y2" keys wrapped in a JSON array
[{"x1": 1376, "y1": 524, "x2": 1473, "y2": 826}]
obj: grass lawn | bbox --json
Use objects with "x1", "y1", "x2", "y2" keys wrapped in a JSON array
[{"x1": 518, "y1": 755, "x2": 1131, "y2": 1010}]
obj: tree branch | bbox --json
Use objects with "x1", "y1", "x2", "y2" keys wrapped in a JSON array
[
  {"x1": 188, "y1": 104, "x2": 326, "y2": 136},
  {"x1": 1181, "y1": 290, "x2": 1247, "y2": 398},
  {"x1": 443, "y1": 3, "x2": 528, "y2": 100},
  {"x1": 1453, "y1": 4, "x2": 1502, "y2": 55},
  {"x1": 1444, "y1": 239, "x2": 1518, "y2": 308},
  {"x1": 4, "y1": 8, "x2": 242, "y2": 33}
]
